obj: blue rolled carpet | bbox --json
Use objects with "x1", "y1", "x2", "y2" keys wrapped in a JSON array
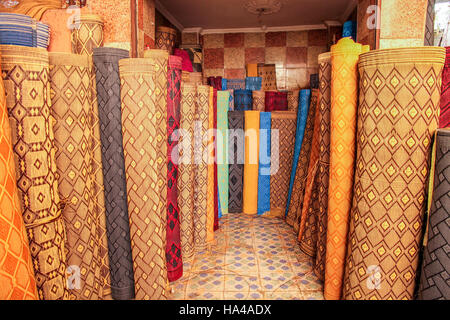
[
  {"x1": 222, "y1": 78, "x2": 228, "y2": 90},
  {"x1": 257, "y1": 112, "x2": 271, "y2": 215},
  {"x1": 285, "y1": 89, "x2": 311, "y2": 217},
  {"x1": 234, "y1": 89, "x2": 253, "y2": 111},
  {"x1": 245, "y1": 77, "x2": 262, "y2": 91},
  {"x1": 343, "y1": 20, "x2": 357, "y2": 40},
  {"x1": 0, "y1": 13, "x2": 34, "y2": 47}
]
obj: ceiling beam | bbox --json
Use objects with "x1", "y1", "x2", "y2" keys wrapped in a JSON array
[{"x1": 155, "y1": 0, "x2": 185, "y2": 31}]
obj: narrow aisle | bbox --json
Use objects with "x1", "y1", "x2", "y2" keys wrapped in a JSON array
[{"x1": 168, "y1": 213, "x2": 324, "y2": 300}]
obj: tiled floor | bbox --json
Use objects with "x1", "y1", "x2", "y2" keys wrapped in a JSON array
[{"x1": 168, "y1": 213, "x2": 324, "y2": 300}]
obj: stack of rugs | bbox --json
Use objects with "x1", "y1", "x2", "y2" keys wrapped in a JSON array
[{"x1": 0, "y1": 12, "x2": 49, "y2": 48}]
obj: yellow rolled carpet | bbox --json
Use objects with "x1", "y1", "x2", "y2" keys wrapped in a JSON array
[
  {"x1": 324, "y1": 38, "x2": 370, "y2": 300},
  {"x1": 0, "y1": 51, "x2": 37, "y2": 300},
  {"x1": 71, "y1": 14, "x2": 104, "y2": 56},
  {"x1": 206, "y1": 86, "x2": 215, "y2": 244},
  {"x1": 343, "y1": 47, "x2": 445, "y2": 300},
  {"x1": 243, "y1": 111, "x2": 260, "y2": 215},
  {"x1": 119, "y1": 58, "x2": 168, "y2": 300},
  {"x1": 0, "y1": 45, "x2": 68, "y2": 300}
]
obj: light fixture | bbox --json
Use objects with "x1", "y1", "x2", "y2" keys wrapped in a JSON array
[{"x1": 244, "y1": 0, "x2": 283, "y2": 16}]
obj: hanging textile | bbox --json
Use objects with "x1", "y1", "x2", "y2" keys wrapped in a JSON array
[
  {"x1": 227, "y1": 89, "x2": 234, "y2": 111},
  {"x1": 258, "y1": 64, "x2": 277, "y2": 91},
  {"x1": 289, "y1": 91, "x2": 318, "y2": 233},
  {"x1": 180, "y1": 45, "x2": 203, "y2": 73},
  {"x1": 313, "y1": 52, "x2": 332, "y2": 281},
  {"x1": 310, "y1": 74, "x2": 319, "y2": 89},
  {"x1": 265, "y1": 91, "x2": 288, "y2": 112},
  {"x1": 228, "y1": 111, "x2": 245, "y2": 213},
  {"x1": 0, "y1": 45, "x2": 68, "y2": 300},
  {"x1": 71, "y1": 14, "x2": 103, "y2": 56},
  {"x1": 418, "y1": 128, "x2": 450, "y2": 300},
  {"x1": 287, "y1": 90, "x2": 299, "y2": 113},
  {"x1": 245, "y1": 77, "x2": 262, "y2": 91},
  {"x1": 0, "y1": 0, "x2": 61, "y2": 20},
  {"x1": 93, "y1": 47, "x2": 135, "y2": 300},
  {"x1": 257, "y1": 112, "x2": 271, "y2": 215},
  {"x1": 0, "y1": 50, "x2": 37, "y2": 300},
  {"x1": 156, "y1": 26, "x2": 177, "y2": 54},
  {"x1": 213, "y1": 89, "x2": 219, "y2": 230},
  {"x1": 178, "y1": 83, "x2": 196, "y2": 260},
  {"x1": 343, "y1": 46, "x2": 444, "y2": 300},
  {"x1": 324, "y1": 38, "x2": 369, "y2": 300},
  {"x1": 217, "y1": 91, "x2": 230, "y2": 217},
  {"x1": 269, "y1": 111, "x2": 296, "y2": 216},
  {"x1": 173, "y1": 48, "x2": 193, "y2": 72},
  {"x1": 285, "y1": 89, "x2": 311, "y2": 224},
  {"x1": 207, "y1": 86, "x2": 215, "y2": 243},
  {"x1": 252, "y1": 90, "x2": 265, "y2": 111},
  {"x1": 119, "y1": 58, "x2": 168, "y2": 300},
  {"x1": 247, "y1": 63, "x2": 258, "y2": 77},
  {"x1": 193, "y1": 85, "x2": 210, "y2": 251},
  {"x1": 234, "y1": 89, "x2": 253, "y2": 111},
  {"x1": 439, "y1": 47, "x2": 449, "y2": 128},
  {"x1": 0, "y1": 13, "x2": 34, "y2": 47},
  {"x1": 225, "y1": 79, "x2": 245, "y2": 90},
  {"x1": 49, "y1": 53, "x2": 103, "y2": 300},
  {"x1": 166, "y1": 55, "x2": 183, "y2": 281},
  {"x1": 243, "y1": 111, "x2": 260, "y2": 215}
]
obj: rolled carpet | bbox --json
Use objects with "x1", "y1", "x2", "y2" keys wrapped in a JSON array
[
  {"x1": 325, "y1": 38, "x2": 369, "y2": 300},
  {"x1": 119, "y1": 58, "x2": 168, "y2": 300},
  {"x1": 193, "y1": 85, "x2": 210, "y2": 251},
  {"x1": 156, "y1": 26, "x2": 177, "y2": 54},
  {"x1": 243, "y1": 111, "x2": 260, "y2": 215},
  {"x1": 287, "y1": 90, "x2": 300, "y2": 113},
  {"x1": 310, "y1": 74, "x2": 319, "y2": 89},
  {"x1": 180, "y1": 45, "x2": 203, "y2": 73},
  {"x1": 0, "y1": 50, "x2": 37, "y2": 300},
  {"x1": 343, "y1": 46, "x2": 445, "y2": 300},
  {"x1": 93, "y1": 47, "x2": 135, "y2": 300},
  {"x1": 247, "y1": 63, "x2": 258, "y2": 77},
  {"x1": 270, "y1": 111, "x2": 296, "y2": 216},
  {"x1": 174, "y1": 48, "x2": 193, "y2": 72},
  {"x1": 166, "y1": 55, "x2": 183, "y2": 281},
  {"x1": 252, "y1": 90, "x2": 265, "y2": 111},
  {"x1": 36, "y1": 22, "x2": 49, "y2": 49},
  {"x1": 49, "y1": 52, "x2": 103, "y2": 300},
  {"x1": 207, "y1": 76, "x2": 222, "y2": 90},
  {"x1": 439, "y1": 47, "x2": 449, "y2": 128},
  {"x1": 222, "y1": 78, "x2": 228, "y2": 90},
  {"x1": 71, "y1": 14, "x2": 104, "y2": 56},
  {"x1": 0, "y1": 13, "x2": 34, "y2": 47},
  {"x1": 227, "y1": 89, "x2": 235, "y2": 111},
  {"x1": 265, "y1": 91, "x2": 288, "y2": 112},
  {"x1": 207, "y1": 87, "x2": 215, "y2": 243},
  {"x1": 285, "y1": 89, "x2": 311, "y2": 225},
  {"x1": 217, "y1": 91, "x2": 230, "y2": 216},
  {"x1": 257, "y1": 112, "x2": 271, "y2": 215},
  {"x1": 245, "y1": 77, "x2": 262, "y2": 91},
  {"x1": 178, "y1": 83, "x2": 196, "y2": 260},
  {"x1": 213, "y1": 89, "x2": 219, "y2": 230},
  {"x1": 188, "y1": 72, "x2": 203, "y2": 86},
  {"x1": 234, "y1": 89, "x2": 253, "y2": 111},
  {"x1": 313, "y1": 52, "x2": 332, "y2": 281},
  {"x1": 228, "y1": 111, "x2": 245, "y2": 213},
  {"x1": 0, "y1": 45, "x2": 68, "y2": 300},
  {"x1": 418, "y1": 128, "x2": 450, "y2": 300}
]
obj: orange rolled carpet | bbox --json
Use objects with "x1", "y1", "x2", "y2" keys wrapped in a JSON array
[
  {"x1": 0, "y1": 52, "x2": 37, "y2": 300},
  {"x1": 343, "y1": 47, "x2": 445, "y2": 300},
  {"x1": 243, "y1": 111, "x2": 260, "y2": 215},
  {"x1": 206, "y1": 86, "x2": 215, "y2": 244},
  {"x1": 324, "y1": 38, "x2": 369, "y2": 300}
]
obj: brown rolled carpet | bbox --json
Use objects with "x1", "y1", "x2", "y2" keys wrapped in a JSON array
[
  {"x1": 71, "y1": 14, "x2": 104, "y2": 56},
  {"x1": 119, "y1": 58, "x2": 168, "y2": 300},
  {"x1": 252, "y1": 90, "x2": 265, "y2": 111},
  {"x1": 0, "y1": 45, "x2": 68, "y2": 300},
  {"x1": 258, "y1": 64, "x2": 277, "y2": 91},
  {"x1": 287, "y1": 90, "x2": 300, "y2": 113},
  {"x1": 343, "y1": 47, "x2": 445, "y2": 300}
]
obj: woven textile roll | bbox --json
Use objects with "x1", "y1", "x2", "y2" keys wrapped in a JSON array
[
  {"x1": 222, "y1": 78, "x2": 228, "y2": 90},
  {"x1": 180, "y1": 45, "x2": 203, "y2": 73},
  {"x1": 207, "y1": 76, "x2": 222, "y2": 90},
  {"x1": 188, "y1": 72, "x2": 203, "y2": 85},
  {"x1": 93, "y1": 47, "x2": 135, "y2": 300},
  {"x1": 310, "y1": 74, "x2": 319, "y2": 89},
  {"x1": 418, "y1": 129, "x2": 450, "y2": 300},
  {"x1": 143, "y1": 49, "x2": 168, "y2": 261},
  {"x1": 0, "y1": 13, "x2": 34, "y2": 47},
  {"x1": 425, "y1": 0, "x2": 435, "y2": 46},
  {"x1": 439, "y1": 47, "x2": 450, "y2": 128},
  {"x1": 226, "y1": 79, "x2": 245, "y2": 90},
  {"x1": 270, "y1": 111, "x2": 296, "y2": 216},
  {"x1": 258, "y1": 64, "x2": 277, "y2": 91},
  {"x1": 287, "y1": 90, "x2": 299, "y2": 113},
  {"x1": 217, "y1": 91, "x2": 230, "y2": 216},
  {"x1": 247, "y1": 63, "x2": 258, "y2": 77},
  {"x1": 207, "y1": 87, "x2": 215, "y2": 242},
  {"x1": 156, "y1": 26, "x2": 177, "y2": 54},
  {"x1": 342, "y1": 21, "x2": 357, "y2": 40},
  {"x1": 285, "y1": 90, "x2": 311, "y2": 224},
  {"x1": 179, "y1": 83, "x2": 196, "y2": 260},
  {"x1": 36, "y1": 22, "x2": 49, "y2": 49},
  {"x1": 252, "y1": 90, "x2": 265, "y2": 111},
  {"x1": 213, "y1": 89, "x2": 219, "y2": 230},
  {"x1": 166, "y1": 55, "x2": 183, "y2": 281},
  {"x1": 234, "y1": 89, "x2": 253, "y2": 111},
  {"x1": 228, "y1": 111, "x2": 245, "y2": 213},
  {"x1": 174, "y1": 49, "x2": 193, "y2": 72},
  {"x1": 0, "y1": 51, "x2": 37, "y2": 300},
  {"x1": 49, "y1": 53, "x2": 103, "y2": 300},
  {"x1": 343, "y1": 47, "x2": 445, "y2": 300},
  {"x1": 193, "y1": 85, "x2": 210, "y2": 251},
  {"x1": 243, "y1": 111, "x2": 260, "y2": 215},
  {"x1": 265, "y1": 91, "x2": 288, "y2": 112},
  {"x1": 119, "y1": 58, "x2": 168, "y2": 300},
  {"x1": 325, "y1": 38, "x2": 369, "y2": 300},
  {"x1": 227, "y1": 89, "x2": 234, "y2": 111},
  {"x1": 71, "y1": 14, "x2": 104, "y2": 56},
  {"x1": 0, "y1": 0, "x2": 61, "y2": 21},
  {"x1": 257, "y1": 112, "x2": 271, "y2": 215},
  {"x1": 313, "y1": 52, "x2": 332, "y2": 281},
  {"x1": 245, "y1": 77, "x2": 262, "y2": 91},
  {"x1": 0, "y1": 45, "x2": 68, "y2": 300}
]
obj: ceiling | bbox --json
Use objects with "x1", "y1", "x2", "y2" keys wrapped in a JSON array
[{"x1": 156, "y1": 0, "x2": 357, "y2": 31}]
